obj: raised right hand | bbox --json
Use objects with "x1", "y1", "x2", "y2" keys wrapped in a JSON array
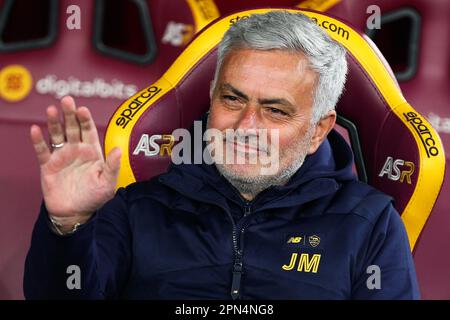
[{"x1": 30, "y1": 96, "x2": 122, "y2": 225}]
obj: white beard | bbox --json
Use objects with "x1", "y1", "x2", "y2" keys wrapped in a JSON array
[{"x1": 214, "y1": 124, "x2": 314, "y2": 199}]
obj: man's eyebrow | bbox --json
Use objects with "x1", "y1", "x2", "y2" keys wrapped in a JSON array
[
  {"x1": 220, "y1": 83, "x2": 296, "y2": 112},
  {"x1": 258, "y1": 98, "x2": 294, "y2": 107},
  {"x1": 220, "y1": 84, "x2": 248, "y2": 100}
]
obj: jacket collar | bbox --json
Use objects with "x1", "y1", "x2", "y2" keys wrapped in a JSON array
[{"x1": 158, "y1": 129, "x2": 356, "y2": 217}]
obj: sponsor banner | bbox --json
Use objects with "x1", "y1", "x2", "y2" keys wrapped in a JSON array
[{"x1": 36, "y1": 75, "x2": 137, "y2": 100}]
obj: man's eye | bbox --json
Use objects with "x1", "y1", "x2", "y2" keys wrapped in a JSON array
[
  {"x1": 223, "y1": 95, "x2": 238, "y2": 102},
  {"x1": 268, "y1": 107, "x2": 288, "y2": 116}
]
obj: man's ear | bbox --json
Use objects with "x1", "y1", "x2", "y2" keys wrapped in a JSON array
[
  {"x1": 209, "y1": 80, "x2": 215, "y2": 99},
  {"x1": 307, "y1": 110, "x2": 336, "y2": 155}
]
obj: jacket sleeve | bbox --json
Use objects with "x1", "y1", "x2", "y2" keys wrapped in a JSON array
[
  {"x1": 351, "y1": 203, "x2": 420, "y2": 300},
  {"x1": 23, "y1": 188, "x2": 132, "y2": 299}
]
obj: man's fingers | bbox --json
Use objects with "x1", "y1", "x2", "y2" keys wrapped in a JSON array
[
  {"x1": 61, "y1": 96, "x2": 81, "y2": 144},
  {"x1": 76, "y1": 107, "x2": 101, "y2": 147},
  {"x1": 46, "y1": 105, "x2": 65, "y2": 145},
  {"x1": 103, "y1": 147, "x2": 122, "y2": 182},
  {"x1": 30, "y1": 125, "x2": 51, "y2": 165}
]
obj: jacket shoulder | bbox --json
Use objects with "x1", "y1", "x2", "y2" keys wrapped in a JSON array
[
  {"x1": 119, "y1": 175, "x2": 176, "y2": 205},
  {"x1": 325, "y1": 180, "x2": 395, "y2": 225}
]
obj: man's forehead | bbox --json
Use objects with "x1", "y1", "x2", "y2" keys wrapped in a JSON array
[
  {"x1": 222, "y1": 48, "x2": 312, "y2": 71},
  {"x1": 218, "y1": 49, "x2": 317, "y2": 102}
]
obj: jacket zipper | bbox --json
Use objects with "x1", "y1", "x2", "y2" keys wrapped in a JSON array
[
  {"x1": 230, "y1": 203, "x2": 252, "y2": 300},
  {"x1": 159, "y1": 177, "x2": 252, "y2": 300},
  {"x1": 231, "y1": 248, "x2": 243, "y2": 300}
]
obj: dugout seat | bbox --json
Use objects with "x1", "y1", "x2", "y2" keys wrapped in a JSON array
[{"x1": 104, "y1": 8, "x2": 446, "y2": 257}]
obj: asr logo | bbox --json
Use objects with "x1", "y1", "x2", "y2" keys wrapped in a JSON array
[
  {"x1": 133, "y1": 134, "x2": 175, "y2": 157},
  {"x1": 0, "y1": 64, "x2": 33, "y2": 102},
  {"x1": 309, "y1": 235, "x2": 321, "y2": 247},
  {"x1": 161, "y1": 21, "x2": 194, "y2": 46},
  {"x1": 378, "y1": 156, "x2": 415, "y2": 184},
  {"x1": 282, "y1": 253, "x2": 321, "y2": 273}
]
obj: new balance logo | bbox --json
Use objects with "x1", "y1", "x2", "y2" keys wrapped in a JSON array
[{"x1": 287, "y1": 236, "x2": 302, "y2": 244}]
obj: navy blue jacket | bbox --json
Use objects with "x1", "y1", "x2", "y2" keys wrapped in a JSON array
[{"x1": 24, "y1": 130, "x2": 420, "y2": 299}]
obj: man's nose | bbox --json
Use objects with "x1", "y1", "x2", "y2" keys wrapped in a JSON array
[{"x1": 235, "y1": 105, "x2": 259, "y2": 130}]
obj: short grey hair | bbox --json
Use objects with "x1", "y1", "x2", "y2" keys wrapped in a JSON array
[{"x1": 213, "y1": 11, "x2": 348, "y2": 124}]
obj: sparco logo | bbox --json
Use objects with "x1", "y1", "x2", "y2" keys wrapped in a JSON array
[
  {"x1": 403, "y1": 112, "x2": 439, "y2": 157},
  {"x1": 115, "y1": 86, "x2": 162, "y2": 129}
]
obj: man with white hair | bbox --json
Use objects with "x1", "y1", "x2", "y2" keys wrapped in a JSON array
[{"x1": 25, "y1": 11, "x2": 419, "y2": 299}]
